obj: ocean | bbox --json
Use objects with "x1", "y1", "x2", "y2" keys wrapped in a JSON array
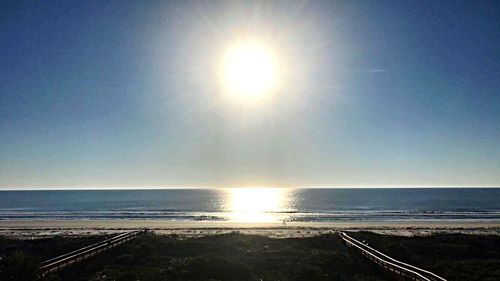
[{"x1": 0, "y1": 188, "x2": 499, "y2": 223}]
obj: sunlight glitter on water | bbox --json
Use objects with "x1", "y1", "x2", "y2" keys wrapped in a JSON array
[{"x1": 224, "y1": 188, "x2": 295, "y2": 223}]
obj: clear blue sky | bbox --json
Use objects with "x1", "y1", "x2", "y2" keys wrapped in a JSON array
[{"x1": 1, "y1": 0, "x2": 499, "y2": 188}]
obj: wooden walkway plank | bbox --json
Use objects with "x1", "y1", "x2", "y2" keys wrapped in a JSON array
[
  {"x1": 39, "y1": 229, "x2": 148, "y2": 277},
  {"x1": 339, "y1": 231, "x2": 447, "y2": 281}
]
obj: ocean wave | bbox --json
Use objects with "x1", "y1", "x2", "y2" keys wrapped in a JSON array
[{"x1": 1, "y1": 209, "x2": 500, "y2": 222}]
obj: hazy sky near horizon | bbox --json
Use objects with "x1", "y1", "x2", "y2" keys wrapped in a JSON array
[{"x1": 1, "y1": 0, "x2": 499, "y2": 189}]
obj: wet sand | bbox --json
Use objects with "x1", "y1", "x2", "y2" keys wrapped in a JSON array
[{"x1": 1, "y1": 220, "x2": 499, "y2": 238}]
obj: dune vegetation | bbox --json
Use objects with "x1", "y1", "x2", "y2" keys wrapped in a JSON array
[{"x1": 1, "y1": 232, "x2": 499, "y2": 281}]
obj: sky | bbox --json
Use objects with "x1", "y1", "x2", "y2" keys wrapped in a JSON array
[{"x1": 1, "y1": 0, "x2": 499, "y2": 189}]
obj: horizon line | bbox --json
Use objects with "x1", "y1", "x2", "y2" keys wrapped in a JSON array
[{"x1": 0, "y1": 185, "x2": 499, "y2": 191}]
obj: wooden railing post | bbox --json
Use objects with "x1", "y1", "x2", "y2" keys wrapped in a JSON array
[
  {"x1": 39, "y1": 229, "x2": 149, "y2": 279},
  {"x1": 338, "y1": 232, "x2": 446, "y2": 281}
]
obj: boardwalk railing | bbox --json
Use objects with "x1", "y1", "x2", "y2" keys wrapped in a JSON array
[
  {"x1": 339, "y1": 232, "x2": 447, "y2": 281},
  {"x1": 39, "y1": 229, "x2": 148, "y2": 277}
]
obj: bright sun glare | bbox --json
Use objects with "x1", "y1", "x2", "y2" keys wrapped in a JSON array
[
  {"x1": 227, "y1": 188, "x2": 288, "y2": 223},
  {"x1": 221, "y1": 41, "x2": 279, "y2": 102}
]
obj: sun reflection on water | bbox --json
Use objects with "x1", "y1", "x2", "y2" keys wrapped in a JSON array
[{"x1": 225, "y1": 188, "x2": 293, "y2": 223}]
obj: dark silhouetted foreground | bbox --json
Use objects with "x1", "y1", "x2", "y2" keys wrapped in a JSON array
[{"x1": 1, "y1": 232, "x2": 499, "y2": 281}]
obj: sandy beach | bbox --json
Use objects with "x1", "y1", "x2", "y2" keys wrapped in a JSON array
[
  {"x1": 1, "y1": 220, "x2": 499, "y2": 238},
  {"x1": 2, "y1": 220, "x2": 500, "y2": 281}
]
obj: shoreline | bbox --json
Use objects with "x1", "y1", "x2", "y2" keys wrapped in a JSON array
[{"x1": 1, "y1": 220, "x2": 499, "y2": 238}]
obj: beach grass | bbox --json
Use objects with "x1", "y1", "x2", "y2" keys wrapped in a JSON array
[{"x1": 1, "y1": 232, "x2": 500, "y2": 280}]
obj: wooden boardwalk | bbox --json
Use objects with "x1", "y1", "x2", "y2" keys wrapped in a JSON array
[
  {"x1": 339, "y1": 231, "x2": 447, "y2": 281},
  {"x1": 39, "y1": 229, "x2": 148, "y2": 277}
]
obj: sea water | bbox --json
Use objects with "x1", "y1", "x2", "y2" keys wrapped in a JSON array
[{"x1": 0, "y1": 188, "x2": 499, "y2": 223}]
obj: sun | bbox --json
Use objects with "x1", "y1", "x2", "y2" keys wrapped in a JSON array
[{"x1": 221, "y1": 41, "x2": 279, "y2": 102}]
